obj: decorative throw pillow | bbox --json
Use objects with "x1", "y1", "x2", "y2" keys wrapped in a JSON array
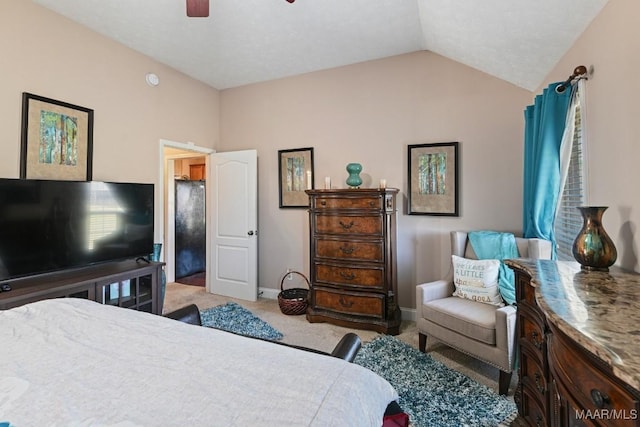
[{"x1": 451, "y1": 255, "x2": 505, "y2": 306}]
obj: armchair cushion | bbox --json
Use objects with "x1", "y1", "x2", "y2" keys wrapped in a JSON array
[
  {"x1": 423, "y1": 297, "x2": 498, "y2": 345},
  {"x1": 451, "y1": 255, "x2": 504, "y2": 306}
]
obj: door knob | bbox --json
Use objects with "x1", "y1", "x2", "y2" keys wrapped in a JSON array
[{"x1": 247, "y1": 230, "x2": 254, "y2": 236}]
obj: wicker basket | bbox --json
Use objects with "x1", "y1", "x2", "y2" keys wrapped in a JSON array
[{"x1": 278, "y1": 271, "x2": 310, "y2": 315}]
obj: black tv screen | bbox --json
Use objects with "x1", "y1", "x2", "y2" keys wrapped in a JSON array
[{"x1": 0, "y1": 179, "x2": 154, "y2": 282}]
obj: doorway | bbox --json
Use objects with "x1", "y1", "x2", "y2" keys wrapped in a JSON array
[
  {"x1": 174, "y1": 167, "x2": 206, "y2": 286},
  {"x1": 158, "y1": 140, "x2": 213, "y2": 285},
  {"x1": 158, "y1": 141, "x2": 258, "y2": 301}
]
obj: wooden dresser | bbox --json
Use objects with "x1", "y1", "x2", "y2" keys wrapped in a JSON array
[
  {"x1": 305, "y1": 188, "x2": 401, "y2": 335},
  {"x1": 507, "y1": 259, "x2": 640, "y2": 426}
]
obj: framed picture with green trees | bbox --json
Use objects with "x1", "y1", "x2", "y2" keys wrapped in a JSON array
[
  {"x1": 20, "y1": 92, "x2": 94, "y2": 181},
  {"x1": 407, "y1": 142, "x2": 459, "y2": 216},
  {"x1": 278, "y1": 147, "x2": 314, "y2": 208}
]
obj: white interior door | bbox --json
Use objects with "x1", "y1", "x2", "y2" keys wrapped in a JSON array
[{"x1": 207, "y1": 150, "x2": 258, "y2": 301}]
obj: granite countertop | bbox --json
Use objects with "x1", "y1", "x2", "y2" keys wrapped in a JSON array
[{"x1": 505, "y1": 259, "x2": 640, "y2": 392}]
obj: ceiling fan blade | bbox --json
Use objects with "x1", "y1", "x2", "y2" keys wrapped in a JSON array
[{"x1": 186, "y1": 0, "x2": 209, "y2": 17}]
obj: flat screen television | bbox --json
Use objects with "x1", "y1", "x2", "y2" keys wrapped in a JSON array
[{"x1": 0, "y1": 179, "x2": 154, "y2": 282}]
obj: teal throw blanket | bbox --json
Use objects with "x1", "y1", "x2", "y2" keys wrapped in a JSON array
[{"x1": 468, "y1": 231, "x2": 519, "y2": 305}]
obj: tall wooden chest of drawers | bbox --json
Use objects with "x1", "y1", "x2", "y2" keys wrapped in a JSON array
[{"x1": 305, "y1": 188, "x2": 401, "y2": 335}]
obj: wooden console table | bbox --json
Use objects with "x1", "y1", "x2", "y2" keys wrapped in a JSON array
[
  {"x1": 0, "y1": 260, "x2": 164, "y2": 314},
  {"x1": 507, "y1": 259, "x2": 640, "y2": 426}
]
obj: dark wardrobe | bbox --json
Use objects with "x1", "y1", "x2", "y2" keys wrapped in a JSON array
[{"x1": 175, "y1": 180, "x2": 206, "y2": 282}]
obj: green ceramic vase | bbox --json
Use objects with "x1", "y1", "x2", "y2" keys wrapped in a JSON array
[{"x1": 346, "y1": 163, "x2": 363, "y2": 188}]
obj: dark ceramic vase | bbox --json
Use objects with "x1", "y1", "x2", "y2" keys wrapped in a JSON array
[{"x1": 572, "y1": 206, "x2": 617, "y2": 272}]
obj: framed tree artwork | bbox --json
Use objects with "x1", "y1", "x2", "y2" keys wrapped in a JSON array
[
  {"x1": 20, "y1": 92, "x2": 94, "y2": 181},
  {"x1": 278, "y1": 147, "x2": 314, "y2": 208},
  {"x1": 407, "y1": 142, "x2": 459, "y2": 216}
]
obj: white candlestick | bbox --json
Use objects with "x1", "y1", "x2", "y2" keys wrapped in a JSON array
[
  {"x1": 324, "y1": 176, "x2": 331, "y2": 189},
  {"x1": 379, "y1": 179, "x2": 387, "y2": 189},
  {"x1": 307, "y1": 170, "x2": 312, "y2": 189}
]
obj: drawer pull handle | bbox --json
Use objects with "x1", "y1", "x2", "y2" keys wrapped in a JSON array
[
  {"x1": 320, "y1": 200, "x2": 327, "y2": 206},
  {"x1": 339, "y1": 271, "x2": 356, "y2": 280},
  {"x1": 590, "y1": 389, "x2": 610, "y2": 408},
  {"x1": 340, "y1": 246, "x2": 355, "y2": 254},
  {"x1": 338, "y1": 296, "x2": 354, "y2": 308},
  {"x1": 339, "y1": 220, "x2": 355, "y2": 230},
  {"x1": 530, "y1": 331, "x2": 543, "y2": 350},
  {"x1": 534, "y1": 372, "x2": 545, "y2": 394},
  {"x1": 369, "y1": 201, "x2": 375, "y2": 207}
]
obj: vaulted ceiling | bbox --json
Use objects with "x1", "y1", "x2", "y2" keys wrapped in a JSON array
[{"x1": 32, "y1": 0, "x2": 608, "y2": 91}]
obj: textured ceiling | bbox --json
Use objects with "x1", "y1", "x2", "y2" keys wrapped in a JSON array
[{"x1": 32, "y1": 0, "x2": 608, "y2": 91}]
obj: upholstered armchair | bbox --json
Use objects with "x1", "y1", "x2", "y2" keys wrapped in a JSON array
[{"x1": 416, "y1": 231, "x2": 552, "y2": 395}]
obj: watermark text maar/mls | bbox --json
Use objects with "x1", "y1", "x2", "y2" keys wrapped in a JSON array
[{"x1": 575, "y1": 409, "x2": 638, "y2": 421}]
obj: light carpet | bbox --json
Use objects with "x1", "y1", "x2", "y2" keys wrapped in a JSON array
[
  {"x1": 355, "y1": 335, "x2": 518, "y2": 427},
  {"x1": 200, "y1": 302, "x2": 284, "y2": 340}
]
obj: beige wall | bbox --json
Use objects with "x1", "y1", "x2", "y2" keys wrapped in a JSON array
[
  {"x1": 0, "y1": 1, "x2": 220, "y2": 184},
  {"x1": 220, "y1": 52, "x2": 532, "y2": 308},
  {"x1": 8, "y1": 0, "x2": 634, "y2": 311},
  {"x1": 540, "y1": 0, "x2": 640, "y2": 272}
]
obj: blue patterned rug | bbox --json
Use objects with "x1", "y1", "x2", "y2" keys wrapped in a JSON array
[
  {"x1": 200, "y1": 302, "x2": 283, "y2": 341},
  {"x1": 354, "y1": 335, "x2": 517, "y2": 427}
]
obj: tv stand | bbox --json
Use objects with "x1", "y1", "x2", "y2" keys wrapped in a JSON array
[{"x1": 0, "y1": 260, "x2": 164, "y2": 314}]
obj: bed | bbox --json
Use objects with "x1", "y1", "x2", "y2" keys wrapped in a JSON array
[{"x1": 0, "y1": 298, "x2": 401, "y2": 426}]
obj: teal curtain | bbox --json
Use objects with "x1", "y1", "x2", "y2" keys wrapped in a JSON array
[{"x1": 523, "y1": 83, "x2": 572, "y2": 256}]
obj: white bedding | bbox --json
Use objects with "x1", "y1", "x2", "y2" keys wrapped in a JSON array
[{"x1": 0, "y1": 299, "x2": 398, "y2": 426}]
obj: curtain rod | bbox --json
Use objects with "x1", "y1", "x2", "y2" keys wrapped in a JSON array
[{"x1": 555, "y1": 65, "x2": 588, "y2": 93}]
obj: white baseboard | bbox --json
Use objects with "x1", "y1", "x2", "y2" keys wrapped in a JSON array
[
  {"x1": 258, "y1": 287, "x2": 280, "y2": 300},
  {"x1": 259, "y1": 286, "x2": 416, "y2": 322},
  {"x1": 401, "y1": 307, "x2": 416, "y2": 322}
]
